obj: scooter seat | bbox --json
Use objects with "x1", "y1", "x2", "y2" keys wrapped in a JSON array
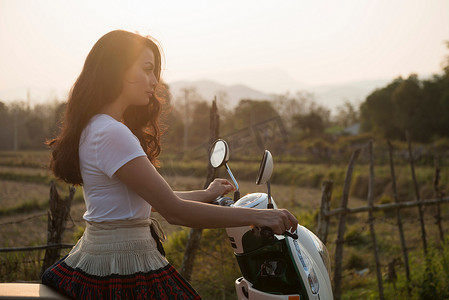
[{"x1": 0, "y1": 283, "x2": 70, "y2": 299}]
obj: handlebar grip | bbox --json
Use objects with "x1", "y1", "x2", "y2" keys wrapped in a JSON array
[
  {"x1": 260, "y1": 227, "x2": 298, "y2": 240},
  {"x1": 212, "y1": 196, "x2": 234, "y2": 206}
]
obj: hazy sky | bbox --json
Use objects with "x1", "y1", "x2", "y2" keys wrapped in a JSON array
[{"x1": 1, "y1": 0, "x2": 448, "y2": 102}]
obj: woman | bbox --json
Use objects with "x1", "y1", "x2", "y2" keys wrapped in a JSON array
[{"x1": 41, "y1": 30, "x2": 298, "y2": 299}]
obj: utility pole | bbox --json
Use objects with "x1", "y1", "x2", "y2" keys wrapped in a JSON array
[{"x1": 183, "y1": 88, "x2": 190, "y2": 152}]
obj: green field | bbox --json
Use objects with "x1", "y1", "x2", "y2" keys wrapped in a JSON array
[{"x1": 1, "y1": 150, "x2": 449, "y2": 299}]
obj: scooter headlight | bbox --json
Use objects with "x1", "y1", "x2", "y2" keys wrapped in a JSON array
[
  {"x1": 309, "y1": 230, "x2": 331, "y2": 274},
  {"x1": 293, "y1": 240, "x2": 319, "y2": 294}
]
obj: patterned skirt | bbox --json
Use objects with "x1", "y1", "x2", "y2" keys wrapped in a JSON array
[{"x1": 41, "y1": 219, "x2": 201, "y2": 300}]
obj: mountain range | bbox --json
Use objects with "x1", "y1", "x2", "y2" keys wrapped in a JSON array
[
  {"x1": 0, "y1": 67, "x2": 397, "y2": 114},
  {"x1": 168, "y1": 77, "x2": 391, "y2": 114}
]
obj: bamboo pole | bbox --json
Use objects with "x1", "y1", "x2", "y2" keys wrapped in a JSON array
[
  {"x1": 406, "y1": 132, "x2": 427, "y2": 255},
  {"x1": 317, "y1": 180, "x2": 333, "y2": 244},
  {"x1": 388, "y1": 140, "x2": 410, "y2": 283},
  {"x1": 367, "y1": 141, "x2": 385, "y2": 299},
  {"x1": 324, "y1": 196, "x2": 449, "y2": 217},
  {"x1": 333, "y1": 148, "x2": 360, "y2": 300},
  {"x1": 180, "y1": 98, "x2": 219, "y2": 280},
  {"x1": 433, "y1": 156, "x2": 445, "y2": 243}
]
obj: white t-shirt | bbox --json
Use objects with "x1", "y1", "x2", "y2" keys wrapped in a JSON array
[{"x1": 79, "y1": 114, "x2": 151, "y2": 222}]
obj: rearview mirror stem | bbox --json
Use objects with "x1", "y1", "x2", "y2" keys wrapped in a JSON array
[{"x1": 267, "y1": 181, "x2": 273, "y2": 209}]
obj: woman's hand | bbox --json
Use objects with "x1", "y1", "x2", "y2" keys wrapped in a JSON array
[
  {"x1": 254, "y1": 208, "x2": 298, "y2": 235},
  {"x1": 206, "y1": 178, "x2": 235, "y2": 200},
  {"x1": 173, "y1": 178, "x2": 234, "y2": 203}
]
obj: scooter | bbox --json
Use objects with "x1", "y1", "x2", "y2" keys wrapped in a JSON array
[{"x1": 209, "y1": 139, "x2": 333, "y2": 300}]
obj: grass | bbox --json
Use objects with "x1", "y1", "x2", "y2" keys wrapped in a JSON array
[
  {"x1": 0, "y1": 248, "x2": 72, "y2": 282},
  {"x1": 1, "y1": 150, "x2": 448, "y2": 299},
  {"x1": 0, "y1": 150, "x2": 51, "y2": 169},
  {"x1": 159, "y1": 158, "x2": 449, "y2": 203},
  {"x1": 324, "y1": 204, "x2": 449, "y2": 299},
  {"x1": 0, "y1": 172, "x2": 52, "y2": 185},
  {"x1": 0, "y1": 180, "x2": 50, "y2": 208},
  {"x1": 0, "y1": 198, "x2": 49, "y2": 216}
]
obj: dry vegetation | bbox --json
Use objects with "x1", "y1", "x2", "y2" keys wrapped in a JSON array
[
  {"x1": 0, "y1": 180, "x2": 49, "y2": 209},
  {"x1": 1, "y1": 150, "x2": 449, "y2": 299}
]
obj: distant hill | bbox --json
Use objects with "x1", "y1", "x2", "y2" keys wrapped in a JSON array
[
  {"x1": 192, "y1": 68, "x2": 309, "y2": 94},
  {"x1": 168, "y1": 80, "x2": 275, "y2": 107},
  {"x1": 0, "y1": 72, "x2": 392, "y2": 114},
  {"x1": 308, "y1": 78, "x2": 391, "y2": 111},
  {"x1": 168, "y1": 78, "x2": 391, "y2": 113}
]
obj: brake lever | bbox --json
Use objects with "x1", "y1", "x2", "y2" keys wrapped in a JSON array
[{"x1": 284, "y1": 231, "x2": 298, "y2": 240}]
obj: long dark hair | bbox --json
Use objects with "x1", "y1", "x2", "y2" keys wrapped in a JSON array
[{"x1": 48, "y1": 30, "x2": 164, "y2": 185}]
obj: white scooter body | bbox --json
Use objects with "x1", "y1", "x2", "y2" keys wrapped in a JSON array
[
  {"x1": 226, "y1": 193, "x2": 333, "y2": 300},
  {"x1": 209, "y1": 140, "x2": 333, "y2": 300}
]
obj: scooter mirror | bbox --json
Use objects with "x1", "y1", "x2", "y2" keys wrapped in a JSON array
[
  {"x1": 210, "y1": 139, "x2": 229, "y2": 168},
  {"x1": 256, "y1": 150, "x2": 273, "y2": 185}
]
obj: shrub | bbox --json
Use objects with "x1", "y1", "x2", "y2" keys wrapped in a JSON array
[
  {"x1": 388, "y1": 237, "x2": 449, "y2": 299},
  {"x1": 345, "y1": 225, "x2": 370, "y2": 248},
  {"x1": 73, "y1": 226, "x2": 85, "y2": 241},
  {"x1": 164, "y1": 228, "x2": 241, "y2": 299},
  {"x1": 345, "y1": 252, "x2": 369, "y2": 270}
]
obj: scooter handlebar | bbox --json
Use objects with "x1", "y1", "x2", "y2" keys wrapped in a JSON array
[
  {"x1": 260, "y1": 226, "x2": 298, "y2": 240},
  {"x1": 211, "y1": 197, "x2": 298, "y2": 239},
  {"x1": 211, "y1": 195, "x2": 234, "y2": 206}
]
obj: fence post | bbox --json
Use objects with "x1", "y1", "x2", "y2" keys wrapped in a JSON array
[
  {"x1": 333, "y1": 148, "x2": 360, "y2": 300},
  {"x1": 406, "y1": 132, "x2": 427, "y2": 255},
  {"x1": 180, "y1": 98, "x2": 219, "y2": 280},
  {"x1": 388, "y1": 140, "x2": 411, "y2": 285},
  {"x1": 41, "y1": 182, "x2": 75, "y2": 275},
  {"x1": 433, "y1": 155, "x2": 445, "y2": 243},
  {"x1": 317, "y1": 180, "x2": 333, "y2": 244},
  {"x1": 367, "y1": 141, "x2": 385, "y2": 300}
]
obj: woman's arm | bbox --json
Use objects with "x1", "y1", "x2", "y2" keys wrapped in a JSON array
[
  {"x1": 115, "y1": 156, "x2": 297, "y2": 234},
  {"x1": 175, "y1": 179, "x2": 234, "y2": 203}
]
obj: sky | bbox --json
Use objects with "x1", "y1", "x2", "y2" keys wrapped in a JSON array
[{"x1": 0, "y1": 0, "x2": 448, "y2": 104}]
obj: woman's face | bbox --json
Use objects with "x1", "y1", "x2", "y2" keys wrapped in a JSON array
[{"x1": 120, "y1": 47, "x2": 158, "y2": 107}]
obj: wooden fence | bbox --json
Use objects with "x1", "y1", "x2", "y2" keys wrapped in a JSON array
[{"x1": 317, "y1": 137, "x2": 448, "y2": 300}]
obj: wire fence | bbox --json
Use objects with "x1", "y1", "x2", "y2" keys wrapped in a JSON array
[{"x1": 0, "y1": 244, "x2": 73, "y2": 282}]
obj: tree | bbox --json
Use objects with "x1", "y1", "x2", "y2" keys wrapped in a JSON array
[
  {"x1": 158, "y1": 83, "x2": 184, "y2": 153},
  {"x1": 0, "y1": 101, "x2": 13, "y2": 150},
  {"x1": 334, "y1": 101, "x2": 359, "y2": 128},
  {"x1": 391, "y1": 74, "x2": 429, "y2": 141},
  {"x1": 293, "y1": 112, "x2": 325, "y2": 138},
  {"x1": 172, "y1": 87, "x2": 205, "y2": 151},
  {"x1": 189, "y1": 101, "x2": 212, "y2": 148},
  {"x1": 225, "y1": 99, "x2": 279, "y2": 134},
  {"x1": 360, "y1": 78, "x2": 403, "y2": 140},
  {"x1": 443, "y1": 41, "x2": 449, "y2": 76},
  {"x1": 421, "y1": 75, "x2": 449, "y2": 139},
  {"x1": 272, "y1": 91, "x2": 314, "y2": 130},
  {"x1": 359, "y1": 70, "x2": 449, "y2": 142}
]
